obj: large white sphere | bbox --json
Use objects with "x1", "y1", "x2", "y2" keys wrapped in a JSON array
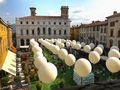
[
  {"x1": 94, "y1": 47, "x2": 103, "y2": 55},
  {"x1": 97, "y1": 44, "x2": 104, "y2": 50},
  {"x1": 108, "y1": 49, "x2": 120, "y2": 58},
  {"x1": 53, "y1": 45, "x2": 60, "y2": 55},
  {"x1": 58, "y1": 49, "x2": 68, "y2": 60},
  {"x1": 34, "y1": 51, "x2": 43, "y2": 59},
  {"x1": 37, "y1": 62, "x2": 57, "y2": 84},
  {"x1": 66, "y1": 42, "x2": 71, "y2": 48},
  {"x1": 34, "y1": 56, "x2": 47, "y2": 69},
  {"x1": 74, "y1": 58, "x2": 92, "y2": 77},
  {"x1": 32, "y1": 46, "x2": 42, "y2": 54},
  {"x1": 83, "y1": 45, "x2": 91, "y2": 53},
  {"x1": 89, "y1": 51, "x2": 100, "y2": 64},
  {"x1": 110, "y1": 46, "x2": 119, "y2": 51},
  {"x1": 89, "y1": 43, "x2": 95, "y2": 49},
  {"x1": 65, "y1": 54, "x2": 76, "y2": 66},
  {"x1": 70, "y1": 41, "x2": 76, "y2": 49},
  {"x1": 59, "y1": 43, "x2": 65, "y2": 48},
  {"x1": 30, "y1": 38, "x2": 35, "y2": 45},
  {"x1": 75, "y1": 43, "x2": 81, "y2": 50},
  {"x1": 81, "y1": 42, "x2": 86, "y2": 47},
  {"x1": 106, "y1": 57, "x2": 120, "y2": 73}
]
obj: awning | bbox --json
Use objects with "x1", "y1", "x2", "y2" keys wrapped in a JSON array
[
  {"x1": 2, "y1": 50, "x2": 16, "y2": 76},
  {"x1": 20, "y1": 46, "x2": 29, "y2": 48}
]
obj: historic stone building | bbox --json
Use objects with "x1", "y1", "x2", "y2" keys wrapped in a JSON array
[
  {"x1": 0, "y1": 17, "x2": 13, "y2": 69},
  {"x1": 106, "y1": 11, "x2": 120, "y2": 48},
  {"x1": 16, "y1": 6, "x2": 70, "y2": 48},
  {"x1": 77, "y1": 11, "x2": 120, "y2": 48}
]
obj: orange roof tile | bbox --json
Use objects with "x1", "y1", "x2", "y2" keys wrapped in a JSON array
[
  {"x1": 107, "y1": 13, "x2": 120, "y2": 18},
  {"x1": 19, "y1": 16, "x2": 63, "y2": 19}
]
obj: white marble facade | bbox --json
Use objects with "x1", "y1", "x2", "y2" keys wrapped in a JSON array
[{"x1": 16, "y1": 6, "x2": 70, "y2": 48}]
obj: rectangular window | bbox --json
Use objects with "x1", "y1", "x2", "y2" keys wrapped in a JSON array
[
  {"x1": 32, "y1": 29, "x2": 34, "y2": 35},
  {"x1": 64, "y1": 30, "x2": 66, "y2": 35},
  {"x1": 110, "y1": 29, "x2": 114, "y2": 37},
  {"x1": 26, "y1": 21, "x2": 28, "y2": 24},
  {"x1": 32, "y1": 21, "x2": 34, "y2": 24},
  {"x1": 21, "y1": 29, "x2": 23, "y2": 35},
  {"x1": 101, "y1": 28, "x2": 103, "y2": 33},
  {"x1": 20, "y1": 21, "x2": 23, "y2": 24},
  {"x1": 110, "y1": 22, "x2": 115, "y2": 27},
  {"x1": 59, "y1": 30, "x2": 61, "y2": 35},
  {"x1": 104, "y1": 28, "x2": 106, "y2": 33},
  {"x1": 26, "y1": 30, "x2": 29, "y2": 35},
  {"x1": 54, "y1": 30, "x2": 56, "y2": 35},
  {"x1": 43, "y1": 28, "x2": 46, "y2": 35},
  {"x1": 54, "y1": 22, "x2": 56, "y2": 25}
]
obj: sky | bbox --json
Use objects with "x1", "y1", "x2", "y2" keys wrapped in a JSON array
[{"x1": 0, "y1": 0, "x2": 120, "y2": 25}]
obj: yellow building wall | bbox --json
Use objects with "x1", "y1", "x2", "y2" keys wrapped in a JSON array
[{"x1": 0, "y1": 22, "x2": 8, "y2": 69}]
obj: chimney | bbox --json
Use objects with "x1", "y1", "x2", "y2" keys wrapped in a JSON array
[
  {"x1": 113, "y1": 11, "x2": 117, "y2": 15},
  {"x1": 92, "y1": 21, "x2": 94, "y2": 23},
  {"x1": 30, "y1": 7, "x2": 36, "y2": 16}
]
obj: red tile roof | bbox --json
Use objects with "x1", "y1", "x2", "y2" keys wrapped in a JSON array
[
  {"x1": 80, "y1": 20, "x2": 108, "y2": 27},
  {"x1": 107, "y1": 13, "x2": 120, "y2": 18},
  {"x1": 19, "y1": 16, "x2": 63, "y2": 19}
]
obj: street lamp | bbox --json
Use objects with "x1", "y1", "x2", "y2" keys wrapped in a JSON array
[
  {"x1": 65, "y1": 54, "x2": 76, "y2": 66},
  {"x1": 108, "y1": 49, "x2": 120, "y2": 58}
]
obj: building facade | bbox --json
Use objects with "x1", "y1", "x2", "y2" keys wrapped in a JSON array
[
  {"x1": 16, "y1": 6, "x2": 71, "y2": 48},
  {"x1": 78, "y1": 11, "x2": 120, "y2": 48},
  {"x1": 0, "y1": 17, "x2": 13, "y2": 69},
  {"x1": 70, "y1": 25, "x2": 80, "y2": 40},
  {"x1": 107, "y1": 11, "x2": 120, "y2": 48},
  {"x1": 78, "y1": 20, "x2": 108, "y2": 46}
]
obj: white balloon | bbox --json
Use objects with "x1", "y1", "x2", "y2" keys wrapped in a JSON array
[
  {"x1": 97, "y1": 44, "x2": 104, "y2": 50},
  {"x1": 74, "y1": 58, "x2": 92, "y2": 77},
  {"x1": 75, "y1": 43, "x2": 81, "y2": 50},
  {"x1": 106, "y1": 57, "x2": 120, "y2": 73},
  {"x1": 89, "y1": 43, "x2": 95, "y2": 49},
  {"x1": 58, "y1": 49, "x2": 68, "y2": 60},
  {"x1": 108, "y1": 49, "x2": 120, "y2": 58},
  {"x1": 83, "y1": 45, "x2": 91, "y2": 53},
  {"x1": 32, "y1": 46, "x2": 42, "y2": 54},
  {"x1": 65, "y1": 54, "x2": 76, "y2": 66},
  {"x1": 110, "y1": 46, "x2": 119, "y2": 51},
  {"x1": 81, "y1": 42, "x2": 86, "y2": 47},
  {"x1": 37, "y1": 62, "x2": 57, "y2": 84},
  {"x1": 66, "y1": 42, "x2": 71, "y2": 47},
  {"x1": 34, "y1": 56, "x2": 47, "y2": 69},
  {"x1": 89, "y1": 51, "x2": 100, "y2": 64},
  {"x1": 34, "y1": 51, "x2": 43, "y2": 59},
  {"x1": 94, "y1": 47, "x2": 103, "y2": 55},
  {"x1": 53, "y1": 45, "x2": 60, "y2": 55}
]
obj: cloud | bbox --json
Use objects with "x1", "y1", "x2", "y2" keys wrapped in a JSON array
[
  {"x1": 0, "y1": 0, "x2": 4, "y2": 4},
  {"x1": 47, "y1": 10, "x2": 60, "y2": 16}
]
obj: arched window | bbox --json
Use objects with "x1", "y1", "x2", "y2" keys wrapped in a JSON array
[
  {"x1": 64, "y1": 30, "x2": 66, "y2": 35},
  {"x1": 54, "y1": 30, "x2": 56, "y2": 35},
  {"x1": 26, "y1": 39, "x2": 29, "y2": 45},
  {"x1": 118, "y1": 30, "x2": 120, "y2": 37},
  {"x1": 109, "y1": 39, "x2": 113, "y2": 47},
  {"x1": 118, "y1": 40, "x2": 120, "y2": 49},
  {"x1": 59, "y1": 30, "x2": 61, "y2": 35},
  {"x1": 48, "y1": 28, "x2": 51, "y2": 35},
  {"x1": 43, "y1": 27, "x2": 46, "y2": 35},
  {"x1": 37, "y1": 27, "x2": 40, "y2": 35},
  {"x1": 21, "y1": 39, "x2": 24, "y2": 46}
]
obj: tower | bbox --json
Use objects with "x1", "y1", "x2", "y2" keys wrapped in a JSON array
[
  {"x1": 30, "y1": 7, "x2": 36, "y2": 16},
  {"x1": 61, "y1": 6, "x2": 69, "y2": 19}
]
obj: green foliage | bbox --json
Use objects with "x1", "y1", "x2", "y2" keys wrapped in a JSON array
[
  {"x1": 1, "y1": 77, "x2": 9, "y2": 86},
  {"x1": 14, "y1": 76, "x2": 21, "y2": 83}
]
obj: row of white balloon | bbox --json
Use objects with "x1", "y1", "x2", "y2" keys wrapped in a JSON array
[
  {"x1": 38, "y1": 38, "x2": 92, "y2": 77},
  {"x1": 39, "y1": 38, "x2": 120, "y2": 75},
  {"x1": 30, "y1": 39, "x2": 58, "y2": 84}
]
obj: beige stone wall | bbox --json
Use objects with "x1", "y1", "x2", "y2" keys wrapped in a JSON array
[{"x1": 107, "y1": 16, "x2": 120, "y2": 48}]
